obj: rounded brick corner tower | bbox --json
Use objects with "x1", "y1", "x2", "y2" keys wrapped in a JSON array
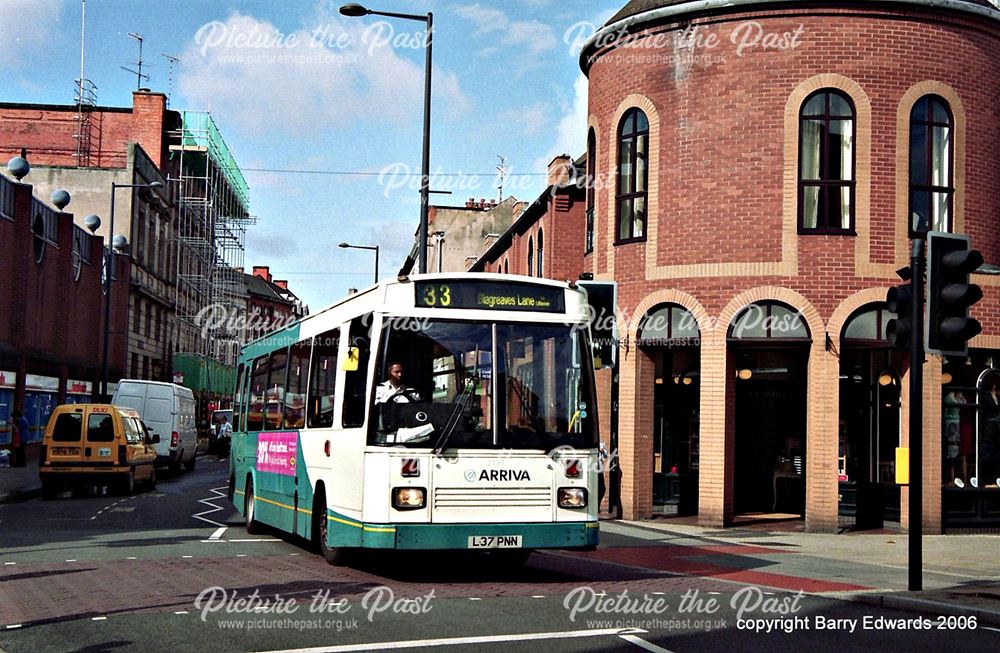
[{"x1": 581, "y1": 0, "x2": 1000, "y2": 532}]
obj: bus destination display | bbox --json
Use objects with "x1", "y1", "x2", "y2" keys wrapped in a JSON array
[{"x1": 415, "y1": 281, "x2": 565, "y2": 312}]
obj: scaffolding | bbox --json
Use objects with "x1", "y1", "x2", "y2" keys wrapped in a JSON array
[{"x1": 169, "y1": 111, "x2": 256, "y2": 366}]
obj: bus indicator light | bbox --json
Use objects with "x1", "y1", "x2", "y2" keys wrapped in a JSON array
[
  {"x1": 401, "y1": 458, "x2": 420, "y2": 477},
  {"x1": 565, "y1": 460, "x2": 581, "y2": 478}
]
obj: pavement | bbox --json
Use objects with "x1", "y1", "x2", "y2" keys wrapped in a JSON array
[
  {"x1": 3, "y1": 458, "x2": 999, "y2": 627},
  {"x1": 0, "y1": 446, "x2": 40, "y2": 503}
]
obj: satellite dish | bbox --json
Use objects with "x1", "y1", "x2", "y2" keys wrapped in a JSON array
[
  {"x1": 51, "y1": 189, "x2": 71, "y2": 210},
  {"x1": 7, "y1": 156, "x2": 29, "y2": 181},
  {"x1": 84, "y1": 214, "x2": 101, "y2": 233}
]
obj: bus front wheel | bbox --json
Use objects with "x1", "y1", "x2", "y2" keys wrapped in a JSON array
[{"x1": 313, "y1": 494, "x2": 348, "y2": 565}]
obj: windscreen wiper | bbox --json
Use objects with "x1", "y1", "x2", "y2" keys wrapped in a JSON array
[{"x1": 432, "y1": 375, "x2": 479, "y2": 455}]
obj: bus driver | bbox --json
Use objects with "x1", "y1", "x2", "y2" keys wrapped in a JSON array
[{"x1": 375, "y1": 362, "x2": 422, "y2": 404}]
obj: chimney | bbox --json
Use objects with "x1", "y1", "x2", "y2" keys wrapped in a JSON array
[
  {"x1": 252, "y1": 266, "x2": 271, "y2": 282},
  {"x1": 273, "y1": 280, "x2": 288, "y2": 290},
  {"x1": 547, "y1": 154, "x2": 572, "y2": 187}
]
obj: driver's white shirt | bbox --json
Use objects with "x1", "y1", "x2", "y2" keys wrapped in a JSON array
[{"x1": 375, "y1": 381, "x2": 419, "y2": 404}]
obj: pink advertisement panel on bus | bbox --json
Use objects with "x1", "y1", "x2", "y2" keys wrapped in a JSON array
[{"x1": 256, "y1": 432, "x2": 298, "y2": 476}]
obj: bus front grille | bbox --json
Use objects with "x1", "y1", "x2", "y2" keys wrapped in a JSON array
[{"x1": 433, "y1": 487, "x2": 551, "y2": 509}]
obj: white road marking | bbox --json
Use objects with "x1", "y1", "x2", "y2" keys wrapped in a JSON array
[
  {"x1": 256, "y1": 627, "x2": 650, "y2": 653},
  {"x1": 126, "y1": 557, "x2": 137, "y2": 560},
  {"x1": 3, "y1": 562, "x2": 16, "y2": 565},
  {"x1": 236, "y1": 554, "x2": 247, "y2": 557},
  {"x1": 192, "y1": 486, "x2": 229, "y2": 529},
  {"x1": 467, "y1": 597, "x2": 481, "y2": 601},
  {"x1": 209, "y1": 526, "x2": 227, "y2": 540},
  {"x1": 65, "y1": 559, "x2": 77, "y2": 562},
  {"x1": 5, "y1": 624, "x2": 22, "y2": 630},
  {"x1": 174, "y1": 611, "x2": 189, "y2": 615},
  {"x1": 91, "y1": 616, "x2": 107, "y2": 621},
  {"x1": 182, "y1": 555, "x2": 193, "y2": 559},
  {"x1": 619, "y1": 633, "x2": 676, "y2": 653},
  {"x1": 531, "y1": 595, "x2": 546, "y2": 599}
]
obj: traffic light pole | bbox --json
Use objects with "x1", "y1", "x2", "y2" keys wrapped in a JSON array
[{"x1": 908, "y1": 238, "x2": 925, "y2": 592}]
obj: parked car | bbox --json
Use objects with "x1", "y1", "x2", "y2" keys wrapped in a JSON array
[
  {"x1": 112, "y1": 380, "x2": 197, "y2": 472},
  {"x1": 39, "y1": 404, "x2": 158, "y2": 498}
]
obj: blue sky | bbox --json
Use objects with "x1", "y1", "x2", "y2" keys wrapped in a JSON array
[{"x1": 0, "y1": 0, "x2": 621, "y2": 309}]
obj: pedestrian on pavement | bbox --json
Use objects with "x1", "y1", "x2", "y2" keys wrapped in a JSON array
[
  {"x1": 10, "y1": 409, "x2": 29, "y2": 468},
  {"x1": 598, "y1": 440, "x2": 609, "y2": 505}
]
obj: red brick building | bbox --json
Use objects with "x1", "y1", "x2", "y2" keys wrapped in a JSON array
[
  {"x1": 0, "y1": 169, "x2": 122, "y2": 444},
  {"x1": 245, "y1": 266, "x2": 308, "y2": 344},
  {"x1": 479, "y1": 0, "x2": 1000, "y2": 532},
  {"x1": 578, "y1": 0, "x2": 1000, "y2": 532}
]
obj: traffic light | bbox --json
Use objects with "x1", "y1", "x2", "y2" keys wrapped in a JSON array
[
  {"x1": 578, "y1": 280, "x2": 617, "y2": 368},
  {"x1": 926, "y1": 232, "x2": 983, "y2": 356},
  {"x1": 886, "y1": 268, "x2": 915, "y2": 350}
]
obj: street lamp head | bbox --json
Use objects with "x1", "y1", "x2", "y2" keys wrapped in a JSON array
[
  {"x1": 112, "y1": 234, "x2": 128, "y2": 252},
  {"x1": 84, "y1": 214, "x2": 101, "y2": 233},
  {"x1": 339, "y1": 242, "x2": 351, "y2": 248},
  {"x1": 147, "y1": 181, "x2": 164, "y2": 189},
  {"x1": 339, "y1": 3, "x2": 370, "y2": 17}
]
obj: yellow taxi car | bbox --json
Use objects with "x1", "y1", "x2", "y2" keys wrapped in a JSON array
[{"x1": 39, "y1": 404, "x2": 159, "y2": 498}]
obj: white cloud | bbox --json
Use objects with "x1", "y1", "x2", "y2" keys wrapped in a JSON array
[
  {"x1": 0, "y1": 1, "x2": 62, "y2": 65},
  {"x1": 499, "y1": 102, "x2": 548, "y2": 136},
  {"x1": 177, "y1": 11, "x2": 469, "y2": 135},
  {"x1": 533, "y1": 73, "x2": 588, "y2": 171},
  {"x1": 456, "y1": 3, "x2": 557, "y2": 55}
]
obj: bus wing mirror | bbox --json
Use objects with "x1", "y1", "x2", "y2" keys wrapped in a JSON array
[{"x1": 341, "y1": 347, "x2": 360, "y2": 372}]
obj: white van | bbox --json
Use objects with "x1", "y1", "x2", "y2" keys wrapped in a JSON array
[{"x1": 112, "y1": 380, "x2": 198, "y2": 471}]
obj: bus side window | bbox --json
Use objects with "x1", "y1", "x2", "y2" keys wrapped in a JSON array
[
  {"x1": 237, "y1": 363, "x2": 252, "y2": 432},
  {"x1": 342, "y1": 314, "x2": 373, "y2": 428},
  {"x1": 266, "y1": 349, "x2": 288, "y2": 431},
  {"x1": 246, "y1": 356, "x2": 269, "y2": 432},
  {"x1": 286, "y1": 340, "x2": 310, "y2": 429},
  {"x1": 308, "y1": 329, "x2": 339, "y2": 429},
  {"x1": 233, "y1": 362, "x2": 245, "y2": 432}
]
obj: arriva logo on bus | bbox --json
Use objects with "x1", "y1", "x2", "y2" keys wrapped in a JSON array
[{"x1": 465, "y1": 469, "x2": 531, "y2": 482}]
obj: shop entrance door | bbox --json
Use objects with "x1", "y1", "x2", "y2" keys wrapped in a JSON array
[{"x1": 734, "y1": 348, "x2": 808, "y2": 515}]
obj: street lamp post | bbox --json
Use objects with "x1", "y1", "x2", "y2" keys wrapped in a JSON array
[
  {"x1": 340, "y1": 3, "x2": 432, "y2": 274},
  {"x1": 339, "y1": 242, "x2": 380, "y2": 285},
  {"x1": 102, "y1": 180, "x2": 163, "y2": 399}
]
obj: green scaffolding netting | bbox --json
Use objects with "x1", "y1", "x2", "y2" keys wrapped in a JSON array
[{"x1": 179, "y1": 111, "x2": 250, "y2": 211}]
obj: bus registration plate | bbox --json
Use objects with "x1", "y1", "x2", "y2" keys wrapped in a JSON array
[{"x1": 468, "y1": 535, "x2": 522, "y2": 549}]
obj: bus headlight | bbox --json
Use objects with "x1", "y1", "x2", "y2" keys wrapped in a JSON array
[
  {"x1": 558, "y1": 487, "x2": 587, "y2": 509},
  {"x1": 392, "y1": 487, "x2": 426, "y2": 510}
]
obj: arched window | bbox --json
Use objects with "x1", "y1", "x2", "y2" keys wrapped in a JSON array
[
  {"x1": 536, "y1": 228, "x2": 544, "y2": 278},
  {"x1": 616, "y1": 108, "x2": 648, "y2": 243},
  {"x1": 527, "y1": 236, "x2": 533, "y2": 276},
  {"x1": 842, "y1": 304, "x2": 894, "y2": 344},
  {"x1": 729, "y1": 302, "x2": 810, "y2": 340},
  {"x1": 638, "y1": 304, "x2": 701, "y2": 346},
  {"x1": 586, "y1": 128, "x2": 596, "y2": 254},
  {"x1": 799, "y1": 90, "x2": 855, "y2": 233},
  {"x1": 504, "y1": 259, "x2": 509, "y2": 275},
  {"x1": 910, "y1": 95, "x2": 953, "y2": 235}
]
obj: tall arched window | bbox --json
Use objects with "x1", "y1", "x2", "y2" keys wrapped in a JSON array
[
  {"x1": 527, "y1": 236, "x2": 533, "y2": 277},
  {"x1": 799, "y1": 90, "x2": 855, "y2": 233},
  {"x1": 504, "y1": 259, "x2": 509, "y2": 275},
  {"x1": 616, "y1": 108, "x2": 648, "y2": 243},
  {"x1": 586, "y1": 128, "x2": 596, "y2": 254},
  {"x1": 536, "y1": 228, "x2": 544, "y2": 278},
  {"x1": 910, "y1": 95, "x2": 953, "y2": 235}
]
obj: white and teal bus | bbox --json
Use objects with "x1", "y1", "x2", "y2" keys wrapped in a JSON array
[{"x1": 228, "y1": 274, "x2": 600, "y2": 564}]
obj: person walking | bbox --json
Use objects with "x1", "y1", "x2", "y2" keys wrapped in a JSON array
[{"x1": 10, "y1": 409, "x2": 29, "y2": 468}]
